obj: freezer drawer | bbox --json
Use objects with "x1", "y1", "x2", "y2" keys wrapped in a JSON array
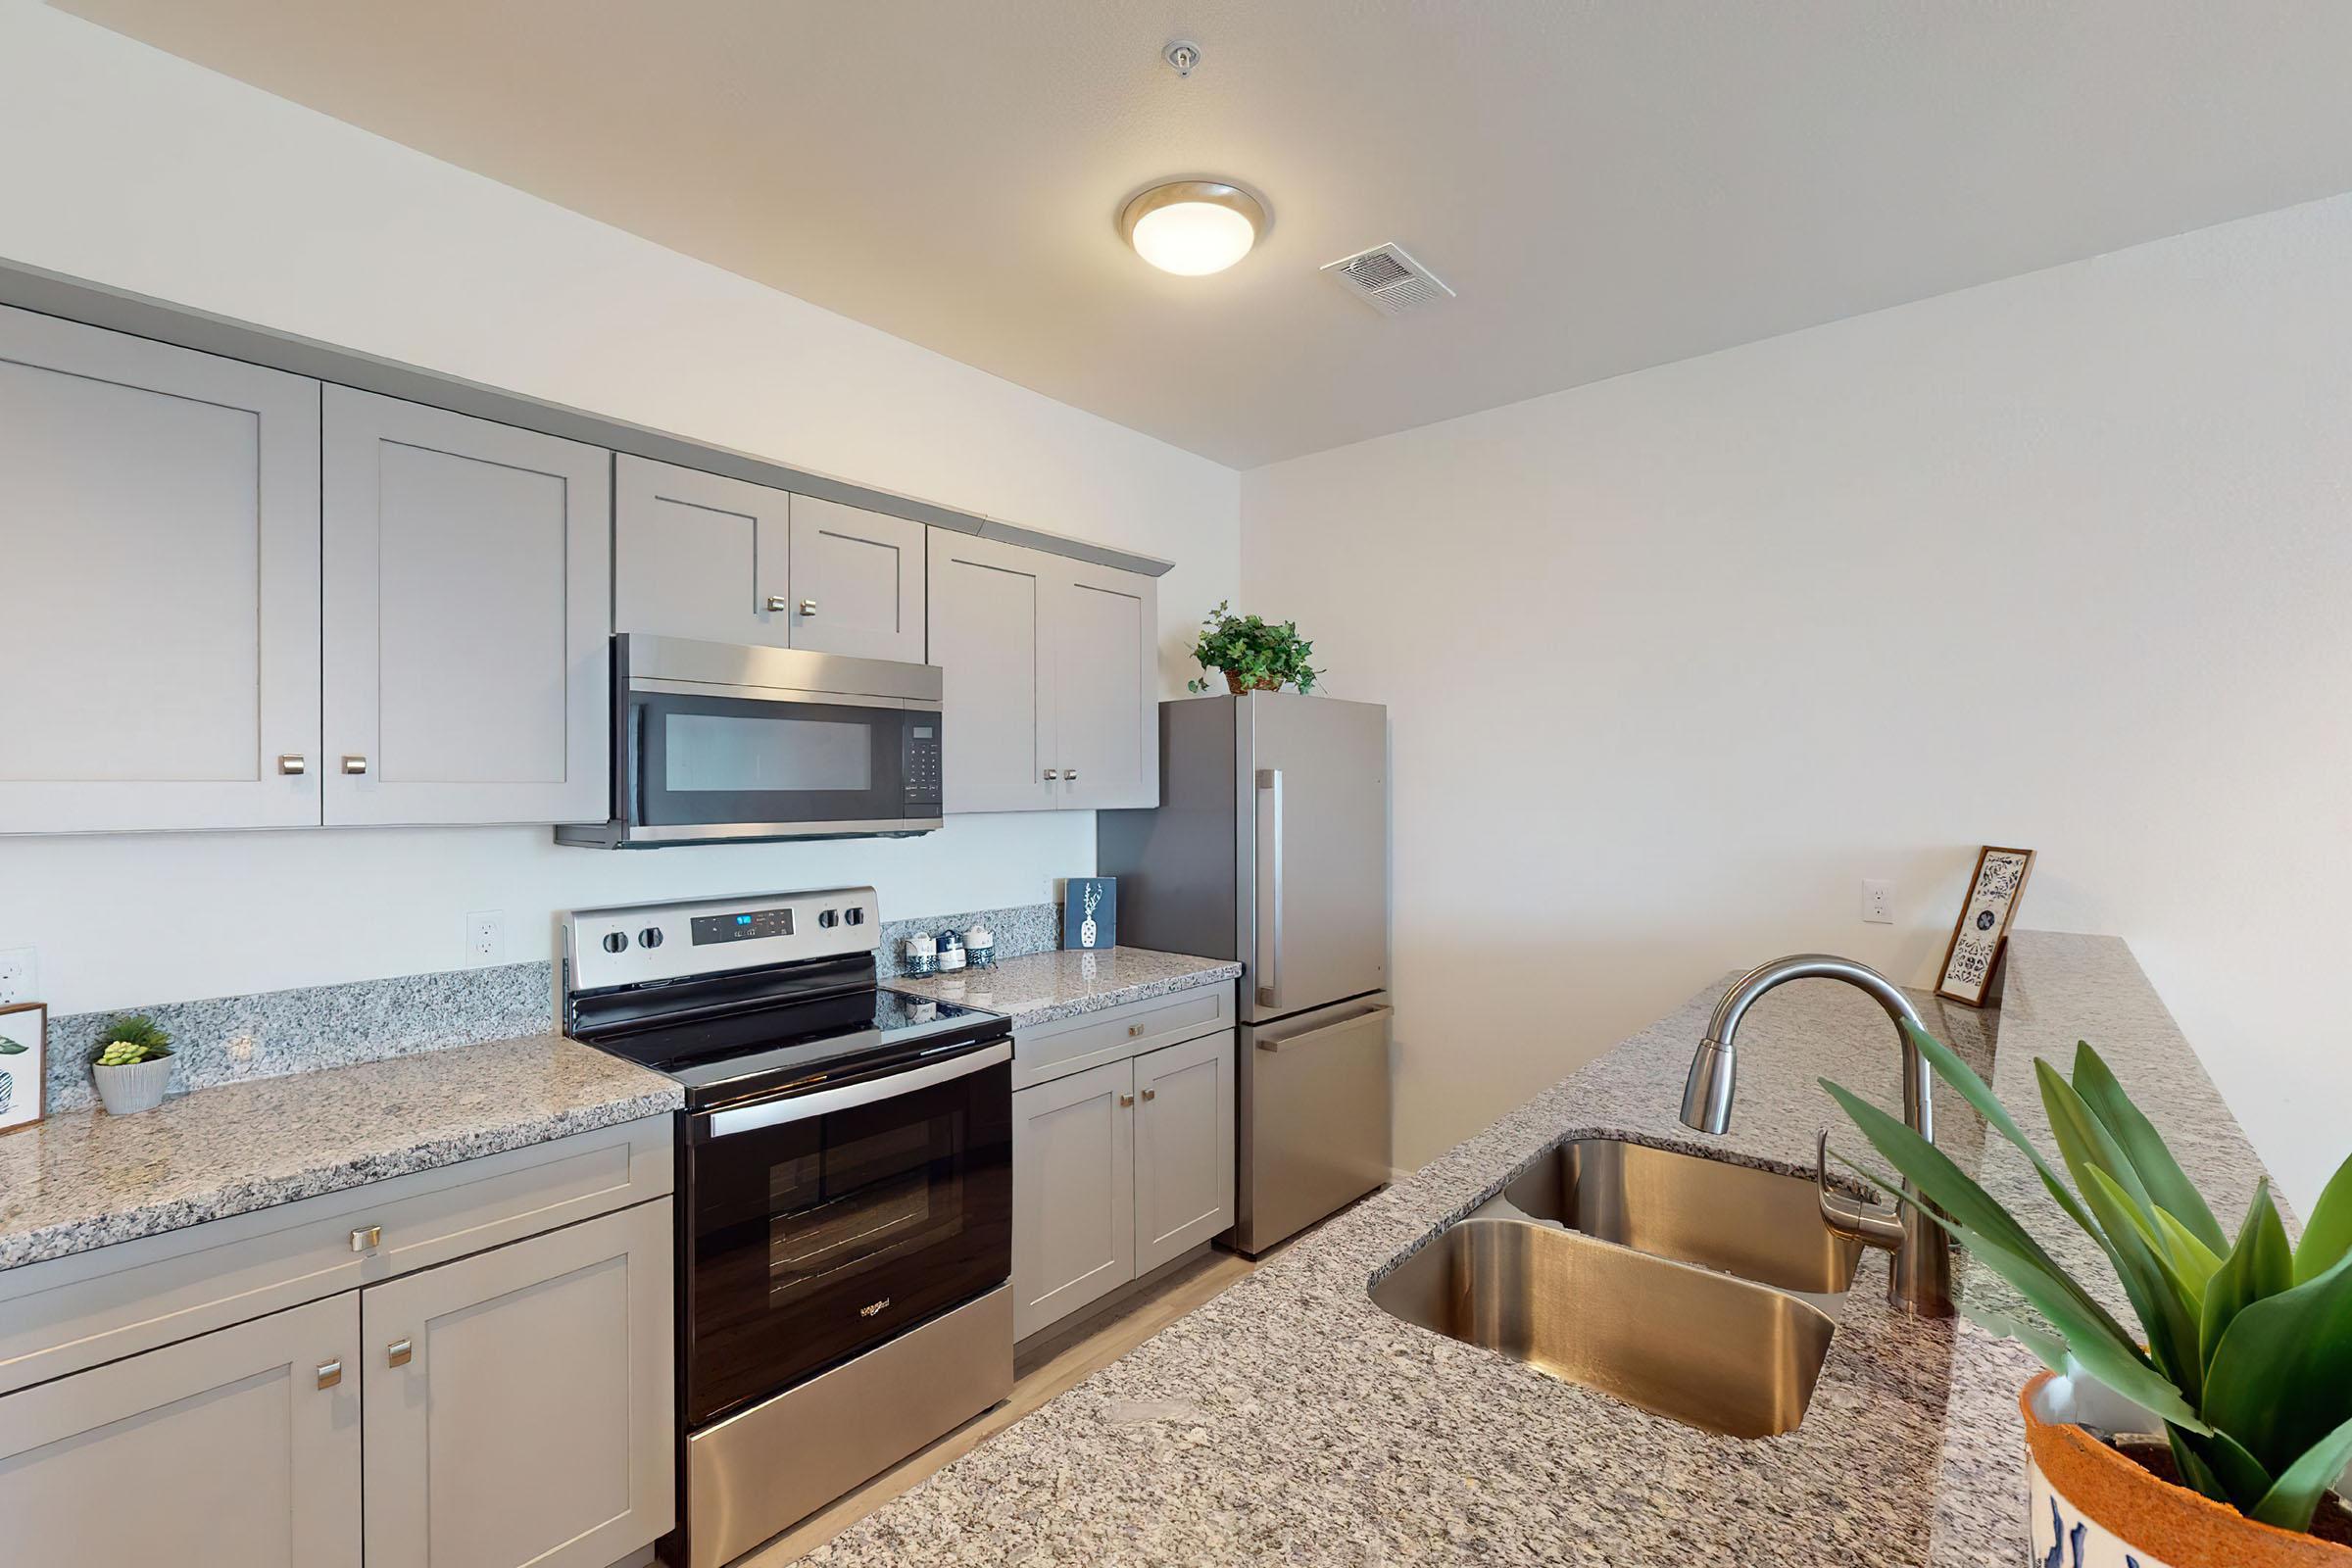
[{"x1": 1237, "y1": 997, "x2": 1393, "y2": 1254}]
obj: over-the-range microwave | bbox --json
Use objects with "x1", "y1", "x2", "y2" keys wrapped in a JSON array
[{"x1": 557, "y1": 634, "x2": 943, "y2": 849}]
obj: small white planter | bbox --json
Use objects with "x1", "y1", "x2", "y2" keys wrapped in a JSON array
[{"x1": 92, "y1": 1055, "x2": 173, "y2": 1116}]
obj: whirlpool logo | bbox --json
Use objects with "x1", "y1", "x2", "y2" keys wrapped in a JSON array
[{"x1": 858, "y1": 1298, "x2": 891, "y2": 1318}]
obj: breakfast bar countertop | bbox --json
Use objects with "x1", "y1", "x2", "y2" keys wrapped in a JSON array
[
  {"x1": 887, "y1": 946, "x2": 1242, "y2": 1031},
  {"x1": 0, "y1": 1033, "x2": 681, "y2": 1271},
  {"x1": 808, "y1": 931, "x2": 2271, "y2": 1567}
]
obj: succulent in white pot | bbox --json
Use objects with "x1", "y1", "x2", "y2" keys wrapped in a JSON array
[{"x1": 90, "y1": 1014, "x2": 174, "y2": 1116}]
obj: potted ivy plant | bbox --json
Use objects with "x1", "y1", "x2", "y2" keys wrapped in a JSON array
[
  {"x1": 1185, "y1": 601, "x2": 1323, "y2": 696},
  {"x1": 1825, "y1": 1027, "x2": 2352, "y2": 1565},
  {"x1": 89, "y1": 1014, "x2": 175, "y2": 1116}
]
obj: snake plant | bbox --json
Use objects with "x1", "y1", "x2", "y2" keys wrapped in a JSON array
[{"x1": 1823, "y1": 1026, "x2": 2352, "y2": 1536}]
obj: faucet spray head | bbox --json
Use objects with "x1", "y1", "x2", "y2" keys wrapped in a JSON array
[{"x1": 1680, "y1": 1038, "x2": 1737, "y2": 1134}]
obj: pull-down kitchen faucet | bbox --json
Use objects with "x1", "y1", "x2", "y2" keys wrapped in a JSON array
[{"x1": 1679, "y1": 954, "x2": 1955, "y2": 1317}]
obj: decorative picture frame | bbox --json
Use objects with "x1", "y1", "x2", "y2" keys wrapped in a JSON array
[
  {"x1": 0, "y1": 1001, "x2": 48, "y2": 1134},
  {"x1": 1936, "y1": 847, "x2": 2036, "y2": 1007},
  {"x1": 1062, "y1": 878, "x2": 1117, "y2": 952}
]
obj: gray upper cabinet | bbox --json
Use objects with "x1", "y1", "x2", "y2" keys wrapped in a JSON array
[
  {"x1": 928, "y1": 528, "x2": 1158, "y2": 813},
  {"x1": 787, "y1": 495, "x2": 927, "y2": 662},
  {"x1": 0, "y1": 304, "x2": 322, "y2": 834},
  {"x1": 1051, "y1": 563, "x2": 1159, "y2": 810},
  {"x1": 929, "y1": 530, "x2": 1057, "y2": 812},
  {"x1": 613, "y1": 455, "x2": 791, "y2": 649},
  {"x1": 321, "y1": 387, "x2": 612, "y2": 827},
  {"x1": 614, "y1": 459, "x2": 926, "y2": 662}
]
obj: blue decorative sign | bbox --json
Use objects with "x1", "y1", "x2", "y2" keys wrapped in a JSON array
[{"x1": 1063, "y1": 878, "x2": 1117, "y2": 952}]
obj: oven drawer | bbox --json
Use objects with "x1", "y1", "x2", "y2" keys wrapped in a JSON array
[
  {"x1": 0, "y1": 1115, "x2": 673, "y2": 1396},
  {"x1": 1012, "y1": 984, "x2": 1234, "y2": 1092}
]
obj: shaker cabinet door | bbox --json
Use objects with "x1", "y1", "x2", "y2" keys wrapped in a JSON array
[
  {"x1": 1132, "y1": 1030, "x2": 1237, "y2": 1274},
  {"x1": 361, "y1": 1199, "x2": 674, "y2": 1568},
  {"x1": 0, "y1": 304, "x2": 322, "y2": 834},
  {"x1": 787, "y1": 495, "x2": 926, "y2": 662},
  {"x1": 928, "y1": 529, "x2": 1056, "y2": 812},
  {"x1": 321, "y1": 386, "x2": 611, "y2": 826},
  {"x1": 1011, "y1": 1058, "x2": 1136, "y2": 1340},
  {"x1": 0, "y1": 1294, "x2": 361, "y2": 1568},
  {"x1": 613, "y1": 455, "x2": 792, "y2": 648},
  {"x1": 1049, "y1": 563, "x2": 1158, "y2": 810}
]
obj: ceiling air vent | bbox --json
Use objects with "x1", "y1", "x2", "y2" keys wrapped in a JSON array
[{"x1": 1322, "y1": 242, "x2": 1454, "y2": 317}]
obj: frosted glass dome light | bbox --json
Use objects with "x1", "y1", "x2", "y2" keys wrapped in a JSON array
[{"x1": 1120, "y1": 181, "x2": 1268, "y2": 276}]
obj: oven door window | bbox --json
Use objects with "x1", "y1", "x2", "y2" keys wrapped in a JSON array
[
  {"x1": 632, "y1": 691, "x2": 910, "y2": 830},
  {"x1": 688, "y1": 1058, "x2": 1010, "y2": 1427}
]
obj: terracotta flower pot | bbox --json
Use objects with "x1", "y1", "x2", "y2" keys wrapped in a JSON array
[
  {"x1": 2022, "y1": 1369, "x2": 2352, "y2": 1567},
  {"x1": 1223, "y1": 670, "x2": 1282, "y2": 695}
]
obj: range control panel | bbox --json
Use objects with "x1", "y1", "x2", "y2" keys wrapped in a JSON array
[{"x1": 564, "y1": 886, "x2": 880, "y2": 995}]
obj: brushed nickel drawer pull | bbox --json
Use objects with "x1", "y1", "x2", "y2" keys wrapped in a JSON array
[
  {"x1": 799, "y1": 599, "x2": 817, "y2": 617},
  {"x1": 1127, "y1": 1022, "x2": 1147, "y2": 1038},
  {"x1": 278, "y1": 754, "x2": 308, "y2": 776},
  {"x1": 387, "y1": 1338, "x2": 413, "y2": 1368},
  {"x1": 316, "y1": 1359, "x2": 343, "y2": 1390},
  {"x1": 341, "y1": 755, "x2": 368, "y2": 776},
  {"x1": 1141, "y1": 1087, "x2": 1156, "y2": 1102},
  {"x1": 764, "y1": 595, "x2": 790, "y2": 613},
  {"x1": 1118, "y1": 1093, "x2": 1135, "y2": 1108},
  {"x1": 350, "y1": 1225, "x2": 381, "y2": 1253}
]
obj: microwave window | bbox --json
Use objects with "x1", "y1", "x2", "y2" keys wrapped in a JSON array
[{"x1": 664, "y1": 714, "x2": 872, "y2": 793}]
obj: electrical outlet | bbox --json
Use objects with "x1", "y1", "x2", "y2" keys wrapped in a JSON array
[
  {"x1": 0, "y1": 947, "x2": 37, "y2": 1007},
  {"x1": 465, "y1": 911, "x2": 506, "y2": 966},
  {"x1": 1860, "y1": 879, "x2": 1895, "y2": 925}
]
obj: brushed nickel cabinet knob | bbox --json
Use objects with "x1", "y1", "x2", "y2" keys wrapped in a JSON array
[
  {"x1": 387, "y1": 1338, "x2": 414, "y2": 1368},
  {"x1": 278, "y1": 754, "x2": 308, "y2": 776},
  {"x1": 799, "y1": 599, "x2": 817, "y2": 617},
  {"x1": 1141, "y1": 1088, "x2": 1156, "y2": 1102},
  {"x1": 341, "y1": 756, "x2": 368, "y2": 776},
  {"x1": 1117, "y1": 1093, "x2": 1135, "y2": 1108},
  {"x1": 350, "y1": 1225, "x2": 381, "y2": 1253},
  {"x1": 316, "y1": 1359, "x2": 343, "y2": 1390},
  {"x1": 764, "y1": 595, "x2": 790, "y2": 613},
  {"x1": 1043, "y1": 769, "x2": 1060, "y2": 781}
]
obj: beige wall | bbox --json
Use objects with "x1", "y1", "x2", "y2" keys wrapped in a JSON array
[
  {"x1": 1244, "y1": 193, "x2": 2352, "y2": 1212},
  {"x1": 0, "y1": 8, "x2": 1238, "y2": 1013}
]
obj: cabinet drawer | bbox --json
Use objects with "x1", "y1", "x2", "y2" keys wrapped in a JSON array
[
  {"x1": 1012, "y1": 983, "x2": 1234, "y2": 1091},
  {"x1": 0, "y1": 1114, "x2": 671, "y2": 1396}
]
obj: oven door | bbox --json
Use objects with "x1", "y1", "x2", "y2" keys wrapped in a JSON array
[{"x1": 684, "y1": 1044, "x2": 1011, "y2": 1429}]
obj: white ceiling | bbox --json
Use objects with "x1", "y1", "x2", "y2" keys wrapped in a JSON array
[{"x1": 55, "y1": 0, "x2": 2352, "y2": 467}]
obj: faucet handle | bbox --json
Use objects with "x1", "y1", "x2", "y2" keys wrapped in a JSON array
[{"x1": 1815, "y1": 1130, "x2": 1906, "y2": 1251}]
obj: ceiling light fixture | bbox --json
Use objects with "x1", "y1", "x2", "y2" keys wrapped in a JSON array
[{"x1": 1120, "y1": 180, "x2": 1268, "y2": 276}]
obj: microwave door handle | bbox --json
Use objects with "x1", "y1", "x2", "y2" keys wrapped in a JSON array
[
  {"x1": 697, "y1": 1042, "x2": 1010, "y2": 1140},
  {"x1": 1255, "y1": 767, "x2": 1283, "y2": 1009}
]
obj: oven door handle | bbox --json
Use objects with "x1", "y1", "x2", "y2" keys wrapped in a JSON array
[{"x1": 696, "y1": 1041, "x2": 1010, "y2": 1140}]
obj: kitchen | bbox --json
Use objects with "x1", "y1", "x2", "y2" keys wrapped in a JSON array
[{"x1": 6, "y1": 6, "x2": 2352, "y2": 1568}]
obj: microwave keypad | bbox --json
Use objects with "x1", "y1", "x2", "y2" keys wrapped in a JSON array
[{"x1": 905, "y1": 725, "x2": 942, "y2": 803}]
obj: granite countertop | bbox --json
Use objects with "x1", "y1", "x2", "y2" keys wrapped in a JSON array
[
  {"x1": 0, "y1": 1033, "x2": 681, "y2": 1271},
  {"x1": 809, "y1": 931, "x2": 2273, "y2": 1567},
  {"x1": 888, "y1": 947, "x2": 1242, "y2": 1030}
]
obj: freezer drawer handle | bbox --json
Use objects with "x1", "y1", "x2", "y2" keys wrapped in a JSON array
[
  {"x1": 700, "y1": 1042, "x2": 1011, "y2": 1139},
  {"x1": 1255, "y1": 1005, "x2": 1393, "y2": 1052},
  {"x1": 1254, "y1": 767, "x2": 1284, "y2": 1009}
]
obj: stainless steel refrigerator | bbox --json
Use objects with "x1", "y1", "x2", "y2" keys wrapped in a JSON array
[{"x1": 1099, "y1": 692, "x2": 1390, "y2": 1254}]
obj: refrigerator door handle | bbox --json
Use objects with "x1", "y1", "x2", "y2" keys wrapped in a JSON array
[{"x1": 1254, "y1": 767, "x2": 1283, "y2": 1008}]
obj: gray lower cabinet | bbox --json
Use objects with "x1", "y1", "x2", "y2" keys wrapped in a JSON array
[
  {"x1": 928, "y1": 529, "x2": 1159, "y2": 813},
  {"x1": 1011, "y1": 1055, "x2": 1136, "y2": 1340},
  {"x1": 1133, "y1": 1030, "x2": 1238, "y2": 1275},
  {"x1": 322, "y1": 386, "x2": 612, "y2": 827},
  {"x1": 362, "y1": 1199, "x2": 673, "y2": 1568},
  {"x1": 0, "y1": 1293, "x2": 363, "y2": 1567},
  {"x1": 0, "y1": 303, "x2": 324, "y2": 835},
  {"x1": 1011, "y1": 1018, "x2": 1236, "y2": 1341},
  {"x1": 614, "y1": 456, "x2": 926, "y2": 662}
]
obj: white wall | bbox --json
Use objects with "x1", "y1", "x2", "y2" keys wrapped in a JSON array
[
  {"x1": 1244, "y1": 193, "x2": 2352, "y2": 1213},
  {"x1": 0, "y1": 7, "x2": 1238, "y2": 1013}
]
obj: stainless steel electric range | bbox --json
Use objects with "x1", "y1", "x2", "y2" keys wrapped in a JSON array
[{"x1": 563, "y1": 887, "x2": 1011, "y2": 1568}]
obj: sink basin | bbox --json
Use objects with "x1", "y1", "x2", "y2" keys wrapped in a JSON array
[
  {"x1": 1500, "y1": 1138, "x2": 1862, "y2": 1296},
  {"x1": 1369, "y1": 1217, "x2": 1837, "y2": 1438}
]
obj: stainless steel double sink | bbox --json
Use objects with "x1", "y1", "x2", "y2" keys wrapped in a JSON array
[{"x1": 1370, "y1": 1139, "x2": 1863, "y2": 1439}]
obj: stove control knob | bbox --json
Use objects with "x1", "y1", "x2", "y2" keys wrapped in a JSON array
[
  {"x1": 844, "y1": 907, "x2": 865, "y2": 926},
  {"x1": 817, "y1": 909, "x2": 840, "y2": 929},
  {"x1": 601, "y1": 932, "x2": 628, "y2": 955},
  {"x1": 638, "y1": 927, "x2": 664, "y2": 950}
]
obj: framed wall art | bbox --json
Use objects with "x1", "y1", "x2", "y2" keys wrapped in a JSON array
[
  {"x1": 1936, "y1": 847, "x2": 2036, "y2": 1007},
  {"x1": 1062, "y1": 877, "x2": 1117, "y2": 952},
  {"x1": 0, "y1": 1001, "x2": 47, "y2": 1133}
]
